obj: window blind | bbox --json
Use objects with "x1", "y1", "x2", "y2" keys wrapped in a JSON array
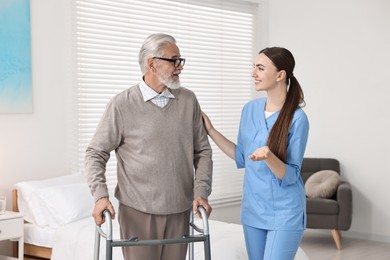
[{"x1": 74, "y1": 0, "x2": 258, "y2": 205}]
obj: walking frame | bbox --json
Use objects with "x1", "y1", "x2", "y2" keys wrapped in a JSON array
[{"x1": 94, "y1": 206, "x2": 211, "y2": 260}]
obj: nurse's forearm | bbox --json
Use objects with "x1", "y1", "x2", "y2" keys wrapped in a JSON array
[
  {"x1": 265, "y1": 152, "x2": 286, "y2": 179},
  {"x1": 208, "y1": 128, "x2": 236, "y2": 160}
]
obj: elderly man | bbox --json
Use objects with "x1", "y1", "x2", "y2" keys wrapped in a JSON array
[{"x1": 85, "y1": 33, "x2": 213, "y2": 260}]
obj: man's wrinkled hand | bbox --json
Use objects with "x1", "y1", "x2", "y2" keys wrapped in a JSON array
[
  {"x1": 193, "y1": 196, "x2": 212, "y2": 218},
  {"x1": 92, "y1": 197, "x2": 116, "y2": 225}
]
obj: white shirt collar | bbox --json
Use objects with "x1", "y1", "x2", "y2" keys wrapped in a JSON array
[{"x1": 139, "y1": 79, "x2": 175, "y2": 102}]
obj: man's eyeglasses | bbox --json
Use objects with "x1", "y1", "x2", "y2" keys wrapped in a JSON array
[{"x1": 153, "y1": 57, "x2": 186, "y2": 67}]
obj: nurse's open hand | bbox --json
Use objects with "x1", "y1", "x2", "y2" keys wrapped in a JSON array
[{"x1": 249, "y1": 146, "x2": 271, "y2": 161}]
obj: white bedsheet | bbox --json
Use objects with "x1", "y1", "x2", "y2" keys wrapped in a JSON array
[
  {"x1": 24, "y1": 223, "x2": 56, "y2": 248},
  {"x1": 51, "y1": 217, "x2": 309, "y2": 260}
]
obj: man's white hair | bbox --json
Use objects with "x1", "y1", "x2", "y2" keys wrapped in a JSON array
[{"x1": 138, "y1": 33, "x2": 176, "y2": 74}]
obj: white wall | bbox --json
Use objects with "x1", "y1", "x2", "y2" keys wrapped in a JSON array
[
  {"x1": 0, "y1": 0, "x2": 73, "y2": 206},
  {"x1": 1, "y1": 0, "x2": 389, "y2": 254},
  {"x1": 265, "y1": 0, "x2": 390, "y2": 242},
  {"x1": 0, "y1": 0, "x2": 73, "y2": 254}
]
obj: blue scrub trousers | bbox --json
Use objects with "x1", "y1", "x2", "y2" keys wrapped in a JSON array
[{"x1": 243, "y1": 225, "x2": 304, "y2": 260}]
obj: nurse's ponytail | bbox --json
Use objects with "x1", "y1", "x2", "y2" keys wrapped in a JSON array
[{"x1": 259, "y1": 47, "x2": 305, "y2": 162}]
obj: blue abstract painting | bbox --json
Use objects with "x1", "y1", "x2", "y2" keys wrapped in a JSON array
[{"x1": 0, "y1": 0, "x2": 32, "y2": 113}]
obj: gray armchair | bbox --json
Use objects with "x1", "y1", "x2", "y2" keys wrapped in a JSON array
[{"x1": 300, "y1": 158, "x2": 353, "y2": 249}]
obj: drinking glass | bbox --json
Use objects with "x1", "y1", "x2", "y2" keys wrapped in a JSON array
[{"x1": 0, "y1": 195, "x2": 6, "y2": 214}]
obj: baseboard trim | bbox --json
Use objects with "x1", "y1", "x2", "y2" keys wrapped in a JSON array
[
  {"x1": 343, "y1": 231, "x2": 390, "y2": 243},
  {"x1": 305, "y1": 228, "x2": 390, "y2": 244},
  {"x1": 209, "y1": 196, "x2": 242, "y2": 208}
]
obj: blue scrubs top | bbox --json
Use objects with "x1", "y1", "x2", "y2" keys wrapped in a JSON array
[{"x1": 235, "y1": 98, "x2": 309, "y2": 231}]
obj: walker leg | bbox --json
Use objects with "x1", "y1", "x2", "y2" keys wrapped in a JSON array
[
  {"x1": 106, "y1": 240, "x2": 112, "y2": 260},
  {"x1": 204, "y1": 235, "x2": 211, "y2": 260},
  {"x1": 94, "y1": 227, "x2": 100, "y2": 260},
  {"x1": 189, "y1": 212, "x2": 194, "y2": 260}
]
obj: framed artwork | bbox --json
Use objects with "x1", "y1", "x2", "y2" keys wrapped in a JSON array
[{"x1": 0, "y1": 0, "x2": 32, "y2": 113}]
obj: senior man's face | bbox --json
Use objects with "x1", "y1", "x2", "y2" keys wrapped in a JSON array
[{"x1": 156, "y1": 43, "x2": 183, "y2": 89}]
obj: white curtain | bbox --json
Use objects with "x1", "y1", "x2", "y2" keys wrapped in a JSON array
[{"x1": 74, "y1": 0, "x2": 259, "y2": 205}]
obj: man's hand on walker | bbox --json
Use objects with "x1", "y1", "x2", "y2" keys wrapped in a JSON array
[
  {"x1": 92, "y1": 196, "x2": 116, "y2": 225},
  {"x1": 193, "y1": 196, "x2": 212, "y2": 218}
]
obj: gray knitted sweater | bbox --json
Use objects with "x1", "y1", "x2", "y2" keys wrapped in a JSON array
[{"x1": 85, "y1": 84, "x2": 213, "y2": 214}]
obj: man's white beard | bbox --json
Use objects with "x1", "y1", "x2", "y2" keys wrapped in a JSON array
[
  {"x1": 167, "y1": 79, "x2": 181, "y2": 89},
  {"x1": 158, "y1": 72, "x2": 181, "y2": 89}
]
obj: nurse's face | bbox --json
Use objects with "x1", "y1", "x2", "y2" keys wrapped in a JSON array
[{"x1": 251, "y1": 53, "x2": 280, "y2": 91}]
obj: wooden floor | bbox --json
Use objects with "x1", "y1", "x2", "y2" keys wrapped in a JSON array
[
  {"x1": 23, "y1": 230, "x2": 390, "y2": 260},
  {"x1": 301, "y1": 229, "x2": 390, "y2": 260}
]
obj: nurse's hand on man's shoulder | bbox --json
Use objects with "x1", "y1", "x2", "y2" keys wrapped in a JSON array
[
  {"x1": 201, "y1": 111, "x2": 214, "y2": 135},
  {"x1": 248, "y1": 146, "x2": 271, "y2": 161}
]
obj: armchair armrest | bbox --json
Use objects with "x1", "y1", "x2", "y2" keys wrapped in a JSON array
[{"x1": 337, "y1": 181, "x2": 352, "y2": 230}]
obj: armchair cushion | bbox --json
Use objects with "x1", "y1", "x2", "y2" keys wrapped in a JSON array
[
  {"x1": 305, "y1": 170, "x2": 340, "y2": 198},
  {"x1": 306, "y1": 198, "x2": 339, "y2": 214}
]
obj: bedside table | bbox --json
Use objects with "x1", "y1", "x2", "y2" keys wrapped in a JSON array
[{"x1": 0, "y1": 211, "x2": 23, "y2": 260}]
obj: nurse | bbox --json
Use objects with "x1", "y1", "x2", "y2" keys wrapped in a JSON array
[{"x1": 202, "y1": 47, "x2": 309, "y2": 260}]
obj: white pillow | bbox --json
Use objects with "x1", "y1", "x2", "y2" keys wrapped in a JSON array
[
  {"x1": 15, "y1": 173, "x2": 86, "y2": 225},
  {"x1": 34, "y1": 182, "x2": 94, "y2": 227}
]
